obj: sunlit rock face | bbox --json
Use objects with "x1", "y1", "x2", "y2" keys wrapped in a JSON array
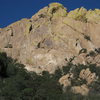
[{"x1": 0, "y1": 3, "x2": 100, "y2": 73}]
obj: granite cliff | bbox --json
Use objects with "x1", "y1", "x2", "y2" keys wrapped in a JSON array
[{"x1": 0, "y1": 3, "x2": 100, "y2": 73}]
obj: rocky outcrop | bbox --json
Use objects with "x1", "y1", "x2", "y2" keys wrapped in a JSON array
[
  {"x1": 71, "y1": 84, "x2": 89, "y2": 96},
  {"x1": 59, "y1": 73, "x2": 73, "y2": 91},
  {"x1": 0, "y1": 3, "x2": 100, "y2": 73},
  {"x1": 58, "y1": 67, "x2": 98, "y2": 96},
  {"x1": 79, "y1": 68, "x2": 98, "y2": 85},
  {"x1": 67, "y1": 7, "x2": 100, "y2": 23}
]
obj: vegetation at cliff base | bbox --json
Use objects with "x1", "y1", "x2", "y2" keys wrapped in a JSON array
[{"x1": 0, "y1": 52, "x2": 100, "y2": 100}]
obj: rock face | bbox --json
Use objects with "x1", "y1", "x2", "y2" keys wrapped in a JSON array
[{"x1": 0, "y1": 3, "x2": 100, "y2": 73}]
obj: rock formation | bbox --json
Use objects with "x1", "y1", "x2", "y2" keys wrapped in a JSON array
[
  {"x1": 79, "y1": 68, "x2": 98, "y2": 85},
  {"x1": 0, "y1": 3, "x2": 100, "y2": 73},
  {"x1": 71, "y1": 84, "x2": 89, "y2": 96},
  {"x1": 59, "y1": 73, "x2": 73, "y2": 92},
  {"x1": 58, "y1": 67, "x2": 99, "y2": 95}
]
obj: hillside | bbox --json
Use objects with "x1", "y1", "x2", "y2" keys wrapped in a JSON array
[{"x1": 0, "y1": 3, "x2": 100, "y2": 99}]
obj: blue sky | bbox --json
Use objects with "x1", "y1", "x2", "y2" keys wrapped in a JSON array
[{"x1": 0, "y1": 0, "x2": 100, "y2": 28}]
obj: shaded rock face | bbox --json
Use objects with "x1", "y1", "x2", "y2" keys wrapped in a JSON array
[{"x1": 0, "y1": 3, "x2": 100, "y2": 73}]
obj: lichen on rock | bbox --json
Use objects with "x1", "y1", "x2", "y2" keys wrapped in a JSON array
[
  {"x1": 48, "y1": 3, "x2": 67, "y2": 18},
  {"x1": 67, "y1": 7, "x2": 87, "y2": 22},
  {"x1": 86, "y1": 9, "x2": 100, "y2": 23}
]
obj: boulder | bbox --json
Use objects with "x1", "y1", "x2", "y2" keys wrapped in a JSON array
[{"x1": 71, "y1": 84, "x2": 89, "y2": 95}]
